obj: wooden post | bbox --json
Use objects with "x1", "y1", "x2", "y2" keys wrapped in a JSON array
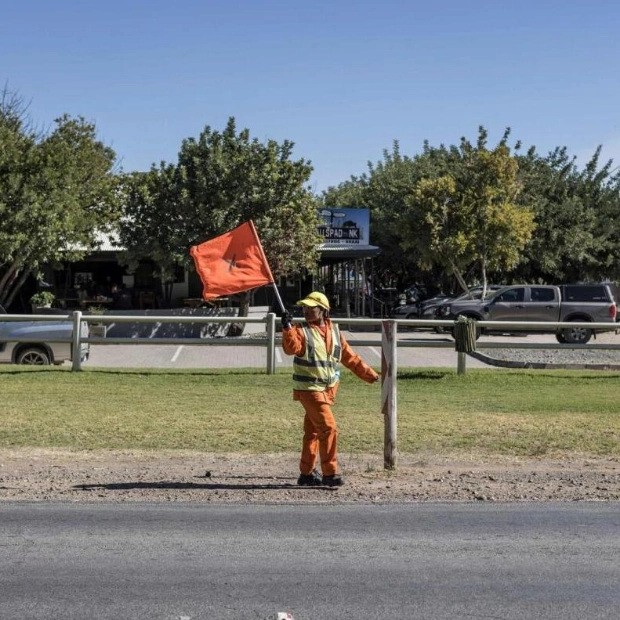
[
  {"x1": 454, "y1": 317, "x2": 475, "y2": 375},
  {"x1": 266, "y1": 312, "x2": 276, "y2": 375},
  {"x1": 381, "y1": 319, "x2": 398, "y2": 470}
]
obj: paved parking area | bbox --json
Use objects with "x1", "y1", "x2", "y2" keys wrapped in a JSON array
[{"x1": 84, "y1": 330, "x2": 542, "y2": 371}]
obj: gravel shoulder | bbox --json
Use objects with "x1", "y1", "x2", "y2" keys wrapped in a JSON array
[
  {"x1": 2, "y1": 449, "x2": 620, "y2": 504},
  {"x1": 477, "y1": 329, "x2": 620, "y2": 364}
]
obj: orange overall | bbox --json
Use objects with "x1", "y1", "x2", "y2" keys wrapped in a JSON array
[{"x1": 282, "y1": 319, "x2": 379, "y2": 476}]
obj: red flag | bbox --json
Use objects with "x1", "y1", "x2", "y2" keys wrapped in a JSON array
[{"x1": 189, "y1": 221, "x2": 275, "y2": 300}]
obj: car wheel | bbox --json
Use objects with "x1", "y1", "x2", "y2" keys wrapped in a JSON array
[
  {"x1": 563, "y1": 322, "x2": 592, "y2": 345},
  {"x1": 16, "y1": 347, "x2": 51, "y2": 365},
  {"x1": 555, "y1": 331, "x2": 567, "y2": 344}
]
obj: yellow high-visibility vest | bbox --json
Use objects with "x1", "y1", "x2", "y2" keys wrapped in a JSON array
[{"x1": 292, "y1": 322, "x2": 342, "y2": 391}]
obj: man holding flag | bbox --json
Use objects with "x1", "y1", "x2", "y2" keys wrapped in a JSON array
[
  {"x1": 281, "y1": 292, "x2": 379, "y2": 487},
  {"x1": 191, "y1": 222, "x2": 379, "y2": 488}
]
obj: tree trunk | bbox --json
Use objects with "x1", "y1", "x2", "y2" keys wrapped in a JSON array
[
  {"x1": 162, "y1": 280, "x2": 173, "y2": 308},
  {"x1": 237, "y1": 291, "x2": 250, "y2": 317},
  {"x1": 0, "y1": 262, "x2": 21, "y2": 306},
  {"x1": 226, "y1": 290, "x2": 250, "y2": 337},
  {"x1": 447, "y1": 257, "x2": 470, "y2": 295},
  {"x1": 5, "y1": 268, "x2": 30, "y2": 309},
  {"x1": 0, "y1": 264, "x2": 30, "y2": 309},
  {"x1": 480, "y1": 257, "x2": 488, "y2": 299}
]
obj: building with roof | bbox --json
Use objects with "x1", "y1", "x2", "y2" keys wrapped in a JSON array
[{"x1": 37, "y1": 208, "x2": 381, "y2": 314}]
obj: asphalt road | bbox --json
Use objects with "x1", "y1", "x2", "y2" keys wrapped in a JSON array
[{"x1": 2, "y1": 502, "x2": 620, "y2": 620}]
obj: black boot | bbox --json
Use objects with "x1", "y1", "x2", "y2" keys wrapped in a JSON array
[
  {"x1": 297, "y1": 469, "x2": 322, "y2": 486},
  {"x1": 321, "y1": 474, "x2": 345, "y2": 487}
]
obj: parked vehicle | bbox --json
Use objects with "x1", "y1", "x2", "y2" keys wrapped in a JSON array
[
  {"x1": 432, "y1": 286, "x2": 505, "y2": 315},
  {"x1": 437, "y1": 284, "x2": 617, "y2": 344},
  {"x1": 391, "y1": 301, "x2": 424, "y2": 321},
  {"x1": 392, "y1": 285, "x2": 503, "y2": 332},
  {"x1": 0, "y1": 305, "x2": 90, "y2": 365},
  {"x1": 391, "y1": 293, "x2": 450, "y2": 330}
]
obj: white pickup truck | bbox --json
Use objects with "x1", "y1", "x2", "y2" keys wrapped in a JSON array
[
  {"x1": 0, "y1": 305, "x2": 90, "y2": 365},
  {"x1": 438, "y1": 284, "x2": 617, "y2": 344}
]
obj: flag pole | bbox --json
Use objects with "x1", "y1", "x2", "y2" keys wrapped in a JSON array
[
  {"x1": 247, "y1": 220, "x2": 287, "y2": 314},
  {"x1": 270, "y1": 282, "x2": 286, "y2": 314}
]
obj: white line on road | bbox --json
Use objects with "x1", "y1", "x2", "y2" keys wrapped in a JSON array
[
  {"x1": 368, "y1": 347, "x2": 381, "y2": 359},
  {"x1": 171, "y1": 346, "x2": 184, "y2": 362},
  {"x1": 276, "y1": 348, "x2": 282, "y2": 363}
]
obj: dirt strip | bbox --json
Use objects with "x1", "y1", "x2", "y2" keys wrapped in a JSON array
[{"x1": 2, "y1": 449, "x2": 620, "y2": 504}]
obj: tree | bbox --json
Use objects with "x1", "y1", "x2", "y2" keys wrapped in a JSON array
[
  {"x1": 375, "y1": 142, "x2": 477, "y2": 293},
  {"x1": 363, "y1": 143, "x2": 427, "y2": 290},
  {"x1": 399, "y1": 128, "x2": 536, "y2": 295},
  {"x1": 0, "y1": 88, "x2": 119, "y2": 308},
  {"x1": 120, "y1": 117, "x2": 320, "y2": 310},
  {"x1": 515, "y1": 145, "x2": 620, "y2": 283},
  {"x1": 323, "y1": 128, "x2": 619, "y2": 294}
]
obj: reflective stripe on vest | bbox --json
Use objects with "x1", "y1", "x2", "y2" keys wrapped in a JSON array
[{"x1": 292, "y1": 322, "x2": 342, "y2": 391}]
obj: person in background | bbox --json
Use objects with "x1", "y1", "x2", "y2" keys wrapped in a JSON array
[
  {"x1": 281, "y1": 291, "x2": 380, "y2": 487},
  {"x1": 95, "y1": 276, "x2": 113, "y2": 299},
  {"x1": 111, "y1": 283, "x2": 133, "y2": 310}
]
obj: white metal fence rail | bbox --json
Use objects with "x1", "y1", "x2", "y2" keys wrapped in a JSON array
[{"x1": 2, "y1": 312, "x2": 620, "y2": 373}]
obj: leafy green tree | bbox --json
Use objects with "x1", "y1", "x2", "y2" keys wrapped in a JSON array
[
  {"x1": 515, "y1": 145, "x2": 620, "y2": 283},
  {"x1": 120, "y1": 117, "x2": 320, "y2": 310},
  {"x1": 398, "y1": 129, "x2": 536, "y2": 294},
  {"x1": 590, "y1": 156, "x2": 620, "y2": 281},
  {"x1": 0, "y1": 88, "x2": 119, "y2": 309},
  {"x1": 363, "y1": 144, "x2": 426, "y2": 290},
  {"x1": 324, "y1": 128, "x2": 619, "y2": 295}
]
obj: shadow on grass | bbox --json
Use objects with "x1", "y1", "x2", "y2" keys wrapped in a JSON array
[
  {"x1": 397, "y1": 369, "x2": 620, "y2": 382},
  {"x1": 82, "y1": 368, "x2": 270, "y2": 377},
  {"x1": 0, "y1": 368, "x2": 271, "y2": 377},
  {"x1": 397, "y1": 371, "x2": 451, "y2": 380}
]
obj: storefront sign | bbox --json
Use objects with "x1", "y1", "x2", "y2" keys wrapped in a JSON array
[{"x1": 318, "y1": 208, "x2": 370, "y2": 245}]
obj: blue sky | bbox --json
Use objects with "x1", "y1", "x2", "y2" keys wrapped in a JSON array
[{"x1": 2, "y1": 0, "x2": 620, "y2": 192}]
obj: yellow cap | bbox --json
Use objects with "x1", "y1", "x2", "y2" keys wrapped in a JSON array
[{"x1": 296, "y1": 291, "x2": 330, "y2": 310}]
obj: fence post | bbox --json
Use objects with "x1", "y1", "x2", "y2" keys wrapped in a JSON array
[
  {"x1": 71, "y1": 310, "x2": 83, "y2": 372},
  {"x1": 453, "y1": 316, "x2": 477, "y2": 375},
  {"x1": 266, "y1": 312, "x2": 276, "y2": 375},
  {"x1": 381, "y1": 319, "x2": 398, "y2": 470}
]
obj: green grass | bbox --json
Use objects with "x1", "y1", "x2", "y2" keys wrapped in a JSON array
[{"x1": 1, "y1": 366, "x2": 620, "y2": 457}]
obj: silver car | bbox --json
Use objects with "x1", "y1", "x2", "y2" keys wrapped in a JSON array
[{"x1": 0, "y1": 305, "x2": 89, "y2": 365}]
